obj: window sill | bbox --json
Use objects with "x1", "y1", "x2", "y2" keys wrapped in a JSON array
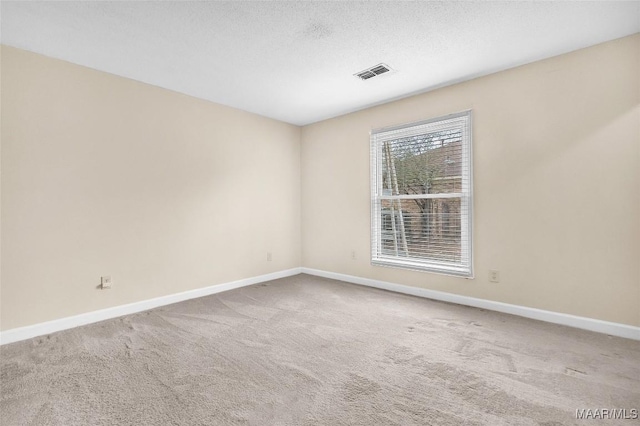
[{"x1": 372, "y1": 257, "x2": 473, "y2": 279}]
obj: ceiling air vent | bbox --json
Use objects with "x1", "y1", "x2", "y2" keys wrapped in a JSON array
[{"x1": 354, "y1": 63, "x2": 393, "y2": 81}]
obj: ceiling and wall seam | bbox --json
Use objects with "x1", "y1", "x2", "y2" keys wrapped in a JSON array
[{"x1": 1, "y1": 1, "x2": 638, "y2": 126}]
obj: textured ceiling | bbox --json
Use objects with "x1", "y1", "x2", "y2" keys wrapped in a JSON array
[{"x1": 1, "y1": 1, "x2": 639, "y2": 126}]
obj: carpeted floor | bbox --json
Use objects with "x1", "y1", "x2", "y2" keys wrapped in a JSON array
[{"x1": 1, "y1": 274, "x2": 639, "y2": 425}]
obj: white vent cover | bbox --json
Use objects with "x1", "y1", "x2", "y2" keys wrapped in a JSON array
[{"x1": 354, "y1": 63, "x2": 393, "y2": 81}]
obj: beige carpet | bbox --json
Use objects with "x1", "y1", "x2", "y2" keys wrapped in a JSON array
[{"x1": 1, "y1": 274, "x2": 638, "y2": 426}]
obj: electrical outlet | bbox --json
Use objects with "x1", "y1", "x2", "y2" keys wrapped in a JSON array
[
  {"x1": 267, "y1": 252, "x2": 272, "y2": 262},
  {"x1": 489, "y1": 270, "x2": 500, "y2": 283},
  {"x1": 100, "y1": 275, "x2": 112, "y2": 289},
  {"x1": 351, "y1": 250, "x2": 356, "y2": 260}
]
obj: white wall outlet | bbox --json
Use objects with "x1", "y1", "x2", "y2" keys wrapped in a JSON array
[
  {"x1": 489, "y1": 270, "x2": 500, "y2": 283},
  {"x1": 351, "y1": 250, "x2": 356, "y2": 260},
  {"x1": 100, "y1": 275, "x2": 112, "y2": 289},
  {"x1": 267, "y1": 252, "x2": 272, "y2": 262}
]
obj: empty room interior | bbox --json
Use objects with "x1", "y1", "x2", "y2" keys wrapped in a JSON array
[{"x1": 1, "y1": 1, "x2": 639, "y2": 425}]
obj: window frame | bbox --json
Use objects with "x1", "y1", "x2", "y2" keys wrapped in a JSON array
[{"x1": 370, "y1": 110, "x2": 474, "y2": 278}]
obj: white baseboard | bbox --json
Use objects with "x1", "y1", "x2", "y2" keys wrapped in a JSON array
[
  {"x1": 4, "y1": 266, "x2": 638, "y2": 345},
  {"x1": 0, "y1": 268, "x2": 302, "y2": 346},
  {"x1": 301, "y1": 267, "x2": 640, "y2": 341}
]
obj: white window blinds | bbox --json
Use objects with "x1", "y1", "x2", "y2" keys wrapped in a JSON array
[{"x1": 370, "y1": 111, "x2": 473, "y2": 277}]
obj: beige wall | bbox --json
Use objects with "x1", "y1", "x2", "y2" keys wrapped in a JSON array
[
  {"x1": 1, "y1": 46, "x2": 301, "y2": 330},
  {"x1": 301, "y1": 34, "x2": 640, "y2": 327},
  {"x1": 2, "y1": 34, "x2": 638, "y2": 332}
]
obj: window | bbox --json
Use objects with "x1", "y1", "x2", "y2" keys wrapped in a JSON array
[{"x1": 370, "y1": 111, "x2": 473, "y2": 277}]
